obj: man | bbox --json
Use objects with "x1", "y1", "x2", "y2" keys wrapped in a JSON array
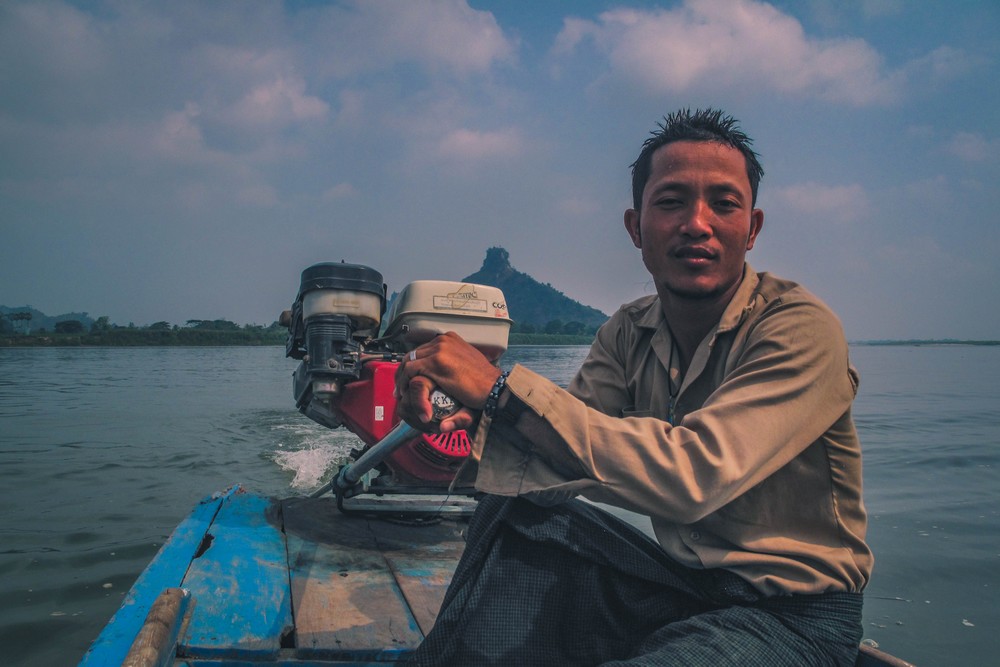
[{"x1": 396, "y1": 109, "x2": 872, "y2": 666}]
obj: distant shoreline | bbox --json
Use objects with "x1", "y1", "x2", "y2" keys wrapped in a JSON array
[
  {"x1": 0, "y1": 332, "x2": 599, "y2": 348},
  {"x1": 2, "y1": 335, "x2": 998, "y2": 348},
  {"x1": 850, "y1": 339, "x2": 1000, "y2": 346}
]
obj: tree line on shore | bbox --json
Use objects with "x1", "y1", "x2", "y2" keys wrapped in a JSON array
[
  {"x1": 2, "y1": 248, "x2": 608, "y2": 347},
  {"x1": 0, "y1": 317, "x2": 289, "y2": 347},
  {"x1": 0, "y1": 315, "x2": 597, "y2": 347}
]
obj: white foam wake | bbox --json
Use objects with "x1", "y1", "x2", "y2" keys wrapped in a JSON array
[{"x1": 273, "y1": 443, "x2": 342, "y2": 490}]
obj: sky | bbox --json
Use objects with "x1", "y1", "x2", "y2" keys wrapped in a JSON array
[{"x1": 2, "y1": 0, "x2": 998, "y2": 340}]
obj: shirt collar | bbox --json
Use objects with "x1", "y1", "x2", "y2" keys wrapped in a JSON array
[
  {"x1": 717, "y1": 264, "x2": 760, "y2": 334},
  {"x1": 632, "y1": 263, "x2": 761, "y2": 333}
]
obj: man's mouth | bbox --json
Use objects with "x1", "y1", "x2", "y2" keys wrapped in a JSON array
[{"x1": 674, "y1": 246, "x2": 715, "y2": 261}]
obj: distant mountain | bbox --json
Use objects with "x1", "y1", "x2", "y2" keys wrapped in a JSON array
[{"x1": 462, "y1": 247, "x2": 608, "y2": 329}]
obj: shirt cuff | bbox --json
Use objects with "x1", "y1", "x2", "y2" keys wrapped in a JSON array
[{"x1": 471, "y1": 364, "x2": 596, "y2": 498}]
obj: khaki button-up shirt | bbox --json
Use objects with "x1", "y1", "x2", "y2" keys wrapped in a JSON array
[{"x1": 471, "y1": 266, "x2": 873, "y2": 596}]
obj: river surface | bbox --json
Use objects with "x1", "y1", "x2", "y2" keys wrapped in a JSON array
[{"x1": 0, "y1": 344, "x2": 997, "y2": 666}]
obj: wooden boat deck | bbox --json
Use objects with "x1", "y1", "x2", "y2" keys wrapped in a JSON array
[
  {"x1": 80, "y1": 485, "x2": 914, "y2": 666},
  {"x1": 80, "y1": 486, "x2": 467, "y2": 665}
]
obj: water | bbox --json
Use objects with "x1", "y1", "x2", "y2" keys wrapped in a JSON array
[{"x1": 0, "y1": 344, "x2": 997, "y2": 666}]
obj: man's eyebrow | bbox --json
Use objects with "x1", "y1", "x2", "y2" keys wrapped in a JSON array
[
  {"x1": 708, "y1": 182, "x2": 747, "y2": 197},
  {"x1": 647, "y1": 180, "x2": 747, "y2": 198},
  {"x1": 647, "y1": 180, "x2": 688, "y2": 196}
]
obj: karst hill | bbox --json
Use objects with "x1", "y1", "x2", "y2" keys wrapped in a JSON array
[{"x1": 462, "y1": 247, "x2": 608, "y2": 333}]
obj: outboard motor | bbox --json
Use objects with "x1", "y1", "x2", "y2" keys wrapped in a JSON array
[
  {"x1": 285, "y1": 262, "x2": 387, "y2": 429},
  {"x1": 281, "y1": 262, "x2": 512, "y2": 515}
]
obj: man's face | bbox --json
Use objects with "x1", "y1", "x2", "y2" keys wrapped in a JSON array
[{"x1": 624, "y1": 140, "x2": 763, "y2": 308}]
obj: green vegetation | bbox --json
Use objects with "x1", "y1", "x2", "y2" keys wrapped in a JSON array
[
  {"x1": 1, "y1": 314, "x2": 594, "y2": 348},
  {"x1": 1, "y1": 322, "x2": 591, "y2": 348},
  {"x1": 0, "y1": 247, "x2": 608, "y2": 347},
  {"x1": 1, "y1": 317, "x2": 288, "y2": 347},
  {"x1": 2, "y1": 248, "x2": 612, "y2": 347},
  {"x1": 7, "y1": 249, "x2": 998, "y2": 350},
  {"x1": 9, "y1": 245, "x2": 1000, "y2": 349}
]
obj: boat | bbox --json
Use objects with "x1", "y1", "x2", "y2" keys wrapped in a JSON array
[
  {"x1": 79, "y1": 485, "x2": 470, "y2": 665},
  {"x1": 79, "y1": 485, "x2": 914, "y2": 667},
  {"x1": 80, "y1": 264, "x2": 916, "y2": 666}
]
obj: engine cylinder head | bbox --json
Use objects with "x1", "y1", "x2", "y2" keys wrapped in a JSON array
[{"x1": 298, "y1": 262, "x2": 386, "y2": 333}]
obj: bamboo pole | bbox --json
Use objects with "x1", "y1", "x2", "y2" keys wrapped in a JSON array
[{"x1": 122, "y1": 587, "x2": 191, "y2": 667}]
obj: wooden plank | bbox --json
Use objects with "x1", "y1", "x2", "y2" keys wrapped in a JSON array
[
  {"x1": 369, "y1": 519, "x2": 466, "y2": 636},
  {"x1": 282, "y1": 498, "x2": 424, "y2": 662},
  {"x1": 79, "y1": 487, "x2": 236, "y2": 667},
  {"x1": 179, "y1": 491, "x2": 292, "y2": 660},
  {"x1": 381, "y1": 555, "x2": 459, "y2": 637}
]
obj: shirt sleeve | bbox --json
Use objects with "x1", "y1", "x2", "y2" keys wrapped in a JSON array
[
  {"x1": 564, "y1": 309, "x2": 635, "y2": 417},
  {"x1": 471, "y1": 294, "x2": 858, "y2": 523}
]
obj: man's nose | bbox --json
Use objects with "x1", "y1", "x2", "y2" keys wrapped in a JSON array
[{"x1": 680, "y1": 199, "x2": 712, "y2": 236}]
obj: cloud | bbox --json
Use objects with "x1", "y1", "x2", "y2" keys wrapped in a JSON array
[
  {"x1": 436, "y1": 128, "x2": 526, "y2": 161},
  {"x1": 152, "y1": 103, "x2": 210, "y2": 162},
  {"x1": 228, "y1": 75, "x2": 329, "y2": 127},
  {"x1": 944, "y1": 132, "x2": 1000, "y2": 163},
  {"x1": 321, "y1": 183, "x2": 358, "y2": 201},
  {"x1": 235, "y1": 183, "x2": 279, "y2": 207},
  {"x1": 1, "y1": 0, "x2": 516, "y2": 140},
  {"x1": 0, "y1": 0, "x2": 525, "y2": 220},
  {"x1": 553, "y1": 0, "x2": 902, "y2": 106},
  {"x1": 901, "y1": 45, "x2": 981, "y2": 89},
  {"x1": 877, "y1": 234, "x2": 986, "y2": 282},
  {"x1": 770, "y1": 182, "x2": 871, "y2": 224},
  {"x1": 900, "y1": 174, "x2": 950, "y2": 201},
  {"x1": 299, "y1": 0, "x2": 516, "y2": 79},
  {"x1": 0, "y1": 2, "x2": 112, "y2": 122}
]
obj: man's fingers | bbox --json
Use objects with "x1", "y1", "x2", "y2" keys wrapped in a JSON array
[
  {"x1": 394, "y1": 351, "x2": 424, "y2": 397},
  {"x1": 438, "y1": 407, "x2": 476, "y2": 433},
  {"x1": 404, "y1": 374, "x2": 435, "y2": 424}
]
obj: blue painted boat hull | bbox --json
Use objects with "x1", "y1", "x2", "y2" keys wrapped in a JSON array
[
  {"x1": 80, "y1": 486, "x2": 915, "y2": 666},
  {"x1": 80, "y1": 486, "x2": 465, "y2": 665}
]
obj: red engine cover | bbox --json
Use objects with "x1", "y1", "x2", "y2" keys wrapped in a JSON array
[
  {"x1": 333, "y1": 361, "x2": 470, "y2": 483},
  {"x1": 334, "y1": 361, "x2": 401, "y2": 445},
  {"x1": 388, "y1": 430, "x2": 471, "y2": 483}
]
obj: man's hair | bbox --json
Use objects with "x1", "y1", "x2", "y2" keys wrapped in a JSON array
[{"x1": 630, "y1": 108, "x2": 764, "y2": 209}]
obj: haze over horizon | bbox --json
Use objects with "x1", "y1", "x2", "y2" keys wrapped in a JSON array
[{"x1": 3, "y1": 1, "x2": 998, "y2": 340}]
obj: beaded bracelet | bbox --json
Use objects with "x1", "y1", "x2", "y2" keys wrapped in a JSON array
[{"x1": 483, "y1": 370, "x2": 511, "y2": 418}]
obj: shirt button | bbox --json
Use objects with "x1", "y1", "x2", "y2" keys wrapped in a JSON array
[{"x1": 689, "y1": 530, "x2": 701, "y2": 541}]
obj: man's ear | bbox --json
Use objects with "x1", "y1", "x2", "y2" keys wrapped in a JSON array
[
  {"x1": 624, "y1": 209, "x2": 641, "y2": 248},
  {"x1": 746, "y1": 208, "x2": 764, "y2": 250}
]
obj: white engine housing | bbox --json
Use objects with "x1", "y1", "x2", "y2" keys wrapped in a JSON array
[{"x1": 381, "y1": 281, "x2": 512, "y2": 361}]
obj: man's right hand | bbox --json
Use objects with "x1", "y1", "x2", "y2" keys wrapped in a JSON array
[{"x1": 394, "y1": 331, "x2": 503, "y2": 433}]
